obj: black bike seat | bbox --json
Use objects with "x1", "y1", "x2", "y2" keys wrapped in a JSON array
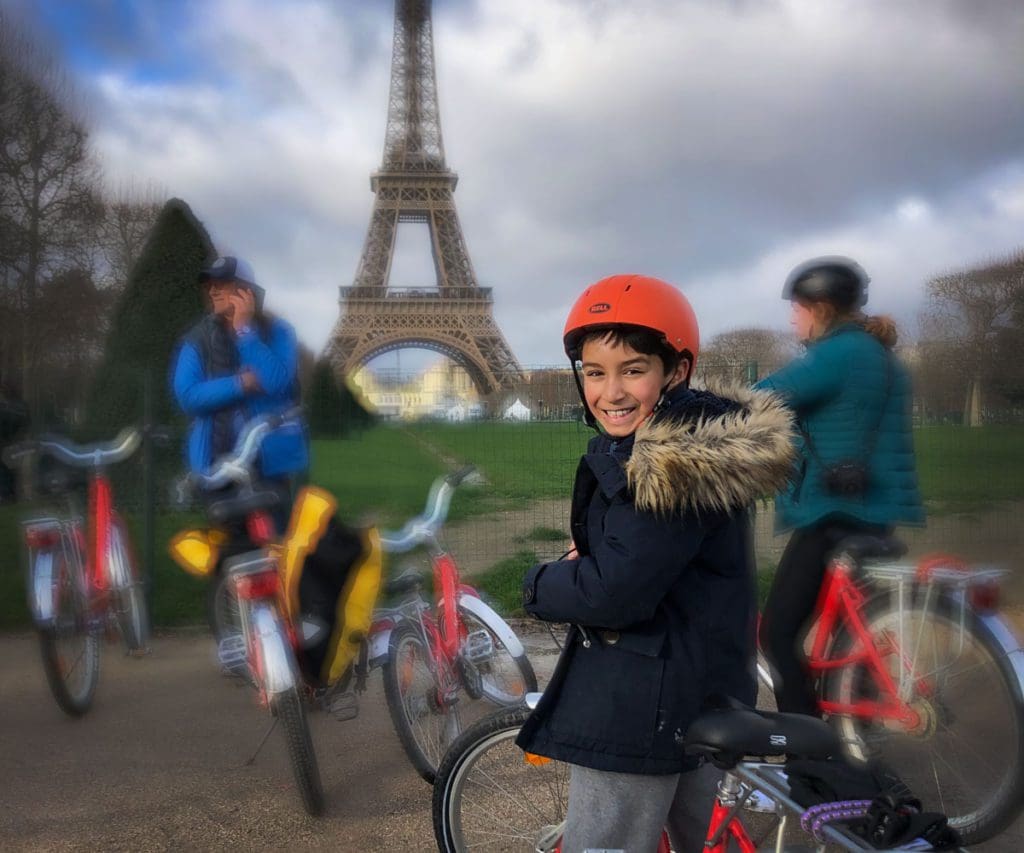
[
  {"x1": 684, "y1": 701, "x2": 839, "y2": 769},
  {"x1": 384, "y1": 568, "x2": 424, "y2": 598},
  {"x1": 208, "y1": 489, "x2": 283, "y2": 525},
  {"x1": 834, "y1": 534, "x2": 907, "y2": 563}
]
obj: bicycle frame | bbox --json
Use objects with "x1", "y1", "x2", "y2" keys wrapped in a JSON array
[
  {"x1": 702, "y1": 763, "x2": 884, "y2": 853},
  {"x1": 806, "y1": 558, "x2": 921, "y2": 728}
]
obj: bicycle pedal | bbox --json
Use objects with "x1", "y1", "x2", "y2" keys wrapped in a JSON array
[
  {"x1": 328, "y1": 690, "x2": 359, "y2": 722},
  {"x1": 462, "y1": 628, "x2": 494, "y2": 664},
  {"x1": 217, "y1": 634, "x2": 248, "y2": 672}
]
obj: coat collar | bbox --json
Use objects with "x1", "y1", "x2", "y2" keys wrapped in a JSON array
[{"x1": 624, "y1": 381, "x2": 797, "y2": 515}]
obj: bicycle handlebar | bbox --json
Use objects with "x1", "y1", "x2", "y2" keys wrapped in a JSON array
[
  {"x1": 2, "y1": 427, "x2": 141, "y2": 469},
  {"x1": 187, "y1": 407, "x2": 303, "y2": 492},
  {"x1": 379, "y1": 465, "x2": 479, "y2": 554}
]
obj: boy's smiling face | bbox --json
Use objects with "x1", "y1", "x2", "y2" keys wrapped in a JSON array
[{"x1": 580, "y1": 336, "x2": 686, "y2": 437}]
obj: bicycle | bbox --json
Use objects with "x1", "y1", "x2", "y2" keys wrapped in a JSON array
[
  {"x1": 170, "y1": 414, "x2": 537, "y2": 813},
  {"x1": 756, "y1": 533, "x2": 1024, "y2": 844},
  {"x1": 432, "y1": 694, "x2": 971, "y2": 852},
  {"x1": 431, "y1": 531, "x2": 1024, "y2": 848},
  {"x1": 4, "y1": 428, "x2": 149, "y2": 717}
]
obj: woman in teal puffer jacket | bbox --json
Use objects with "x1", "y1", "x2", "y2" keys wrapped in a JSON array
[{"x1": 755, "y1": 256, "x2": 925, "y2": 714}]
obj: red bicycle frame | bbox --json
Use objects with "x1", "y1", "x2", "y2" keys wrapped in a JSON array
[
  {"x1": 702, "y1": 800, "x2": 757, "y2": 853},
  {"x1": 88, "y1": 474, "x2": 113, "y2": 594},
  {"x1": 806, "y1": 560, "x2": 922, "y2": 729}
]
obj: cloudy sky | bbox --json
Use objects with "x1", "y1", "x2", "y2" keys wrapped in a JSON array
[{"x1": 7, "y1": 0, "x2": 1024, "y2": 368}]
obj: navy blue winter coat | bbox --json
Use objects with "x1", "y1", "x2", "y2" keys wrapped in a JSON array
[{"x1": 516, "y1": 384, "x2": 795, "y2": 774}]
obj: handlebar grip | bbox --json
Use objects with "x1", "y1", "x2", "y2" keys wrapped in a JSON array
[
  {"x1": 445, "y1": 465, "x2": 477, "y2": 487},
  {"x1": 2, "y1": 441, "x2": 35, "y2": 466}
]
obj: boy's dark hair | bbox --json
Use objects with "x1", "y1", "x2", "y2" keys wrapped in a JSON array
[{"x1": 576, "y1": 324, "x2": 683, "y2": 376}]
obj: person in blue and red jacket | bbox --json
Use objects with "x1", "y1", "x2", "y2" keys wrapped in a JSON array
[{"x1": 171, "y1": 255, "x2": 308, "y2": 530}]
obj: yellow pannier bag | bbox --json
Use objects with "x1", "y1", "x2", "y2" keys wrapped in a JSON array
[
  {"x1": 280, "y1": 486, "x2": 383, "y2": 686},
  {"x1": 168, "y1": 528, "x2": 229, "y2": 577}
]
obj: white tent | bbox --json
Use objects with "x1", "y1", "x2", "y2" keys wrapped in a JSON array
[
  {"x1": 445, "y1": 403, "x2": 467, "y2": 422},
  {"x1": 503, "y1": 398, "x2": 532, "y2": 422}
]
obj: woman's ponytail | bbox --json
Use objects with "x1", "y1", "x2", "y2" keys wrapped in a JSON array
[{"x1": 863, "y1": 314, "x2": 898, "y2": 349}]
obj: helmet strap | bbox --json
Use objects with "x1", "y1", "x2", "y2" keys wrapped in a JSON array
[{"x1": 570, "y1": 357, "x2": 598, "y2": 430}]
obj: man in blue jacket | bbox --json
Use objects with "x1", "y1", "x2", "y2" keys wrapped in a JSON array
[{"x1": 172, "y1": 255, "x2": 308, "y2": 530}]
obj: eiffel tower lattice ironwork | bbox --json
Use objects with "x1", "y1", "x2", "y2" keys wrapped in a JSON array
[{"x1": 326, "y1": 0, "x2": 522, "y2": 397}]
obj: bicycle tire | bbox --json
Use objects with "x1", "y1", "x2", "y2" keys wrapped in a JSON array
[
  {"x1": 38, "y1": 549, "x2": 100, "y2": 717},
  {"x1": 108, "y1": 518, "x2": 149, "y2": 652},
  {"x1": 206, "y1": 570, "x2": 242, "y2": 643},
  {"x1": 433, "y1": 704, "x2": 568, "y2": 853},
  {"x1": 457, "y1": 605, "x2": 537, "y2": 706},
  {"x1": 383, "y1": 622, "x2": 453, "y2": 783},
  {"x1": 823, "y1": 590, "x2": 1024, "y2": 844},
  {"x1": 272, "y1": 687, "x2": 325, "y2": 816}
]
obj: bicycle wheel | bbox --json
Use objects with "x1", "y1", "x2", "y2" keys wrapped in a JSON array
[
  {"x1": 37, "y1": 549, "x2": 100, "y2": 716},
  {"x1": 433, "y1": 705, "x2": 569, "y2": 853},
  {"x1": 383, "y1": 622, "x2": 456, "y2": 783},
  {"x1": 206, "y1": 570, "x2": 242, "y2": 643},
  {"x1": 457, "y1": 606, "x2": 537, "y2": 706},
  {"x1": 825, "y1": 591, "x2": 1024, "y2": 844},
  {"x1": 272, "y1": 686, "x2": 325, "y2": 816},
  {"x1": 108, "y1": 518, "x2": 149, "y2": 652}
]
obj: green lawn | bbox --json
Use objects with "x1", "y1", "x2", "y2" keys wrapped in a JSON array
[
  {"x1": 2, "y1": 422, "x2": 1020, "y2": 630},
  {"x1": 914, "y1": 425, "x2": 1024, "y2": 512}
]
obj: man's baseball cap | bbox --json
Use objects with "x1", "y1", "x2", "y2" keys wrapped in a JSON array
[{"x1": 199, "y1": 256, "x2": 257, "y2": 287}]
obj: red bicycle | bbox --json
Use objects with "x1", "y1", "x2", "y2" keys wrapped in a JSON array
[
  {"x1": 432, "y1": 534, "x2": 1024, "y2": 849},
  {"x1": 171, "y1": 414, "x2": 537, "y2": 814},
  {"x1": 755, "y1": 533, "x2": 1024, "y2": 844},
  {"x1": 5, "y1": 429, "x2": 149, "y2": 717}
]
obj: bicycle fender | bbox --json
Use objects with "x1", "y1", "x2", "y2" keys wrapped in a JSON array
[
  {"x1": 978, "y1": 611, "x2": 1024, "y2": 704},
  {"x1": 30, "y1": 550, "x2": 56, "y2": 625},
  {"x1": 252, "y1": 605, "x2": 297, "y2": 695},
  {"x1": 457, "y1": 593, "x2": 526, "y2": 658},
  {"x1": 368, "y1": 627, "x2": 391, "y2": 666}
]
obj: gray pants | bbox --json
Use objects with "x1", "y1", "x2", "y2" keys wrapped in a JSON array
[{"x1": 560, "y1": 762, "x2": 721, "y2": 853}]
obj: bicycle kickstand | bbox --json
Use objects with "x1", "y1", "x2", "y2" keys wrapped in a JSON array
[{"x1": 244, "y1": 718, "x2": 279, "y2": 767}]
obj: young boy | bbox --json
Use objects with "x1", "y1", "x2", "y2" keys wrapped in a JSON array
[{"x1": 516, "y1": 274, "x2": 796, "y2": 851}]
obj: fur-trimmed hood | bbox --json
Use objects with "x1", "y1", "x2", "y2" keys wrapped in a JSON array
[{"x1": 626, "y1": 381, "x2": 796, "y2": 515}]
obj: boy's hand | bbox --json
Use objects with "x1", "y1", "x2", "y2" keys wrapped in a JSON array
[
  {"x1": 229, "y1": 287, "x2": 256, "y2": 331},
  {"x1": 565, "y1": 540, "x2": 578, "y2": 560}
]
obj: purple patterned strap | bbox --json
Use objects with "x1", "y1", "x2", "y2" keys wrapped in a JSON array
[{"x1": 800, "y1": 800, "x2": 873, "y2": 840}]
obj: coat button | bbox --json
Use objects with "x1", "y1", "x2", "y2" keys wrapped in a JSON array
[
  {"x1": 601, "y1": 630, "x2": 620, "y2": 645},
  {"x1": 522, "y1": 585, "x2": 535, "y2": 605}
]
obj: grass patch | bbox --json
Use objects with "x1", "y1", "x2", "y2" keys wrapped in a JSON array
[
  {"x1": 915, "y1": 425, "x2": 1024, "y2": 513},
  {"x1": 519, "y1": 525, "x2": 569, "y2": 543},
  {"x1": 410, "y1": 421, "x2": 588, "y2": 506},
  {"x1": 473, "y1": 549, "x2": 538, "y2": 617}
]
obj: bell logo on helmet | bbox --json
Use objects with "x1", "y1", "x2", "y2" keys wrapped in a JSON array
[{"x1": 588, "y1": 302, "x2": 611, "y2": 314}]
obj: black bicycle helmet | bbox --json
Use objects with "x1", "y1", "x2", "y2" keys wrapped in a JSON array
[{"x1": 782, "y1": 256, "x2": 869, "y2": 310}]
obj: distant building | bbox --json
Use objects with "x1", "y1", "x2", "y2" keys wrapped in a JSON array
[{"x1": 351, "y1": 359, "x2": 481, "y2": 421}]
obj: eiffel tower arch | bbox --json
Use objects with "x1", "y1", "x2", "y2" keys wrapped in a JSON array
[{"x1": 326, "y1": 0, "x2": 522, "y2": 399}]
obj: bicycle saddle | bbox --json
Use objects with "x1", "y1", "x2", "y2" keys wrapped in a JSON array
[
  {"x1": 833, "y1": 534, "x2": 907, "y2": 563},
  {"x1": 684, "y1": 699, "x2": 839, "y2": 769},
  {"x1": 208, "y1": 489, "x2": 283, "y2": 525},
  {"x1": 384, "y1": 568, "x2": 424, "y2": 597}
]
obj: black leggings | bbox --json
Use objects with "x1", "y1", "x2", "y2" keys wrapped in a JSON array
[{"x1": 759, "y1": 517, "x2": 886, "y2": 715}]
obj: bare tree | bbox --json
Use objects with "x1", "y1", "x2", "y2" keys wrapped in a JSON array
[
  {"x1": 0, "y1": 9, "x2": 103, "y2": 417},
  {"x1": 97, "y1": 180, "x2": 165, "y2": 293},
  {"x1": 698, "y1": 327, "x2": 796, "y2": 385},
  {"x1": 921, "y1": 250, "x2": 1024, "y2": 425}
]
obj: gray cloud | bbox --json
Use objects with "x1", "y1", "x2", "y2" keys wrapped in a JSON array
[{"x1": 17, "y1": 0, "x2": 1024, "y2": 366}]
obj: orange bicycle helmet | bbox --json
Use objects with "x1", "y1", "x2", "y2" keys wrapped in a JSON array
[{"x1": 563, "y1": 274, "x2": 700, "y2": 368}]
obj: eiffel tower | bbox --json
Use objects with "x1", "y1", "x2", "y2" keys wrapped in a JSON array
[{"x1": 326, "y1": 0, "x2": 522, "y2": 398}]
